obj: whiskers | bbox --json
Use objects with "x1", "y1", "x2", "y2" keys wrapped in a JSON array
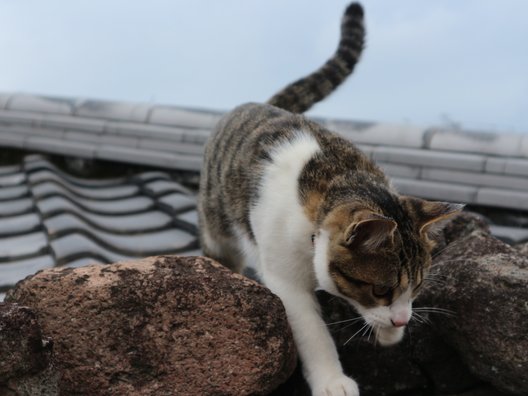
[
  {"x1": 412, "y1": 306, "x2": 456, "y2": 327},
  {"x1": 343, "y1": 322, "x2": 372, "y2": 346},
  {"x1": 411, "y1": 312, "x2": 431, "y2": 326},
  {"x1": 325, "y1": 316, "x2": 364, "y2": 327},
  {"x1": 423, "y1": 273, "x2": 448, "y2": 287},
  {"x1": 413, "y1": 307, "x2": 455, "y2": 316},
  {"x1": 325, "y1": 315, "x2": 376, "y2": 346}
]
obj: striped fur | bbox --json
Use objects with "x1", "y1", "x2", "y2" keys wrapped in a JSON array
[{"x1": 267, "y1": 3, "x2": 365, "y2": 113}]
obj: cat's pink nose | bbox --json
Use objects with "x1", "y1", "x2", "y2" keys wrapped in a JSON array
[{"x1": 391, "y1": 318, "x2": 408, "y2": 327}]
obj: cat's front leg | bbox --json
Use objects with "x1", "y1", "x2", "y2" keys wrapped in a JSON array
[{"x1": 263, "y1": 273, "x2": 359, "y2": 396}]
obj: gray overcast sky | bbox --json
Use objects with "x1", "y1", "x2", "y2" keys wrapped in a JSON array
[{"x1": 0, "y1": 0, "x2": 526, "y2": 133}]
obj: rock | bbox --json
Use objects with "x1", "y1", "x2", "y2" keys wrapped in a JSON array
[
  {"x1": 0, "y1": 302, "x2": 58, "y2": 395},
  {"x1": 438, "y1": 211, "x2": 491, "y2": 247},
  {"x1": 447, "y1": 385, "x2": 512, "y2": 396},
  {"x1": 514, "y1": 241, "x2": 528, "y2": 256},
  {"x1": 420, "y1": 227, "x2": 528, "y2": 395},
  {"x1": 6, "y1": 256, "x2": 296, "y2": 395}
]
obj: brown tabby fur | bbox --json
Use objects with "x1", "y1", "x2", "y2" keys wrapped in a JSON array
[{"x1": 198, "y1": 2, "x2": 461, "y2": 313}]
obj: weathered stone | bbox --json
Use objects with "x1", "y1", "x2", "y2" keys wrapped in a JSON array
[
  {"x1": 448, "y1": 385, "x2": 511, "y2": 396},
  {"x1": 0, "y1": 302, "x2": 58, "y2": 395},
  {"x1": 514, "y1": 241, "x2": 528, "y2": 256},
  {"x1": 439, "y1": 211, "x2": 490, "y2": 246},
  {"x1": 420, "y1": 228, "x2": 528, "y2": 395},
  {"x1": 6, "y1": 256, "x2": 296, "y2": 395}
]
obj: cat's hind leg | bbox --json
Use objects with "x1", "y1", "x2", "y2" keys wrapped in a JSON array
[{"x1": 200, "y1": 226, "x2": 246, "y2": 273}]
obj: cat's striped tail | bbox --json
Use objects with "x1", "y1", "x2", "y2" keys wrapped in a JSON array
[{"x1": 267, "y1": 3, "x2": 365, "y2": 114}]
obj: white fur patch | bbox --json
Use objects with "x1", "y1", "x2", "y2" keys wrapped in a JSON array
[
  {"x1": 313, "y1": 230, "x2": 339, "y2": 294},
  {"x1": 250, "y1": 131, "x2": 321, "y2": 287}
]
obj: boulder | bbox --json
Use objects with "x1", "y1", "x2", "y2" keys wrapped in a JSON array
[
  {"x1": 0, "y1": 302, "x2": 58, "y2": 395},
  {"x1": 420, "y1": 227, "x2": 528, "y2": 394},
  {"x1": 6, "y1": 256, "x2": 296, "y2": 395}
]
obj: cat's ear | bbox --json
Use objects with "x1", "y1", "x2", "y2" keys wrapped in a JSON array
[
  {"x1": 344, "y1": 213, "x2": 397, "y2": 250},
  {"x1": 403, "y1": 197, "x2": 464, "y2": 236}
]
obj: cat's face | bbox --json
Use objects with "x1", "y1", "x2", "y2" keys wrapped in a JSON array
[{"x1": 313, "y1": 199, "x2": 461, "y2": 346}]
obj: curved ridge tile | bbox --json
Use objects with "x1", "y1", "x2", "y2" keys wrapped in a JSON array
[
  {"x1": 31, "y1": 181, "x2": 139, "y2": 201},
  {"x1": 143, "y1": 179, "x2": 192, "y2": 197},
  {"x1": 7, "y1": 94, "x2": 73, "y2": 114},
  {"x1": 45, "y1": 212, "x2": 179, "y2": 242},
  {"x1": 37, "y1": 195, "x2": 153, "y2": 215},
  {"x1": 0, "y1": 184, "x2": 29, "y2": 200},
  {"x1": 0, "y1": 198, "x2": 33, "y2": 217},
  {"x1": 45, "y1": 213, "x2": 196, "y2": 254},
  {"x1": 0, "y1": 172, "x2": 26, "y2": 187},
  {"x1": 0, "y1": 255, "x2": 55, "y2": 287},
  {"x1": 27, "y1": 168, "x2": 128, "y2": 188},
  {"x1": 158, "y1": 193, "x2": 196, "y2": 214},
  {"x1": 177, "y1": 210, "x2": 198, "y2": 227},
  {"x1": 50, "y1": 233, "x2": 137, "y2": 264},
  {"x1": 25, "y1": 159, "x2": 127, "y2": 187},
  {"x1": 0, "y1": 164, "x2": 22, "y2": 175},
  {"x1": 0, "y1": 213, "x2": 41, "y2": 235},
  {"x1": 64, "y1": 257, "x2": 104, "y2": 268},
  {"x1": 0, "y1": 231, "x2": 48, "y2": 259},
  {"x1": 133, "y1": 171, "x2": 171, "y2": 182},
  {"x1": 45, "y1": 211, "x2": 172, "y2": 234}
]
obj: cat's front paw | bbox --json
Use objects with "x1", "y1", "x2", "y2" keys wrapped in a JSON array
[{"x1": 313, "y1": 374, "x2": 359, "y2": 396}]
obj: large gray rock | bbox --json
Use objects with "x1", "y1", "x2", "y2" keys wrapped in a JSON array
[
  {"x1": 6, "y1": 256, "x2": 296, "y2": 395},
  {"x1": 420, "y1": 225, "x2": 528, "y2": 394}
]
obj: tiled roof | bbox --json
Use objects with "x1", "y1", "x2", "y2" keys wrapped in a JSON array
[
  {"x1": 0, "y1": 155, "x2": 200, "y2": 299},
  {"x1": 1, "y1": 93, "x2": 527, "y2": 300},
  {"x1": 1, "y1": 93, "x2": 528, "y2": 211}
]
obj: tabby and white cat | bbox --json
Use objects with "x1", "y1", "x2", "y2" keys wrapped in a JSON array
[{"x1": 198, "y1": 3, "x2": 462, "y2": 395}]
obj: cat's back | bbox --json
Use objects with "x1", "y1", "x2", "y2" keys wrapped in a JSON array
[
  {"x1": 208, "y1": 102, "x2": 300, "y2": 153},
  {"x1": 206, "y1": 102, "x2": 362, "y2": 166},
  {"x1": 203, "y1": 102, "x2": 308, "y2": 184},
  {"x1": 199, "y1": 102, "x2": 382, "y2": 237}
]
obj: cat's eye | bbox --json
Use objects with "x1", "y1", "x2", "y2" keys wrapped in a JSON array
[{"x1": 372, "y1": 285, "x2": 391, "y2": 298}]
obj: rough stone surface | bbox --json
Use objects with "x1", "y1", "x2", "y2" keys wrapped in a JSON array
[
  {"x1": 514, "y1": 241, "x2": 528, "y2": 256},
  {"x1": 6, "y1": 256, "x2": 296, "y2": 396},
  {"x1": 0, "y1": 302, "x2": 58, "y2": 395},
  {"x1": 420, "y1": 228, "x2": 528, "y2": 394},
  {"x1": 439, "y1": 211, "x2": 491, "y2": 246}
]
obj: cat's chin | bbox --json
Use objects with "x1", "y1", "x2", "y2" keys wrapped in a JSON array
[{"x1": 374, "y1": 326, "x2": 405, "y2": 346}]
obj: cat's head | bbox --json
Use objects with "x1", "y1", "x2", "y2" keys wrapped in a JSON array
[{"x1": 313, "y1": 197, "x2": 462, "y2": 346}]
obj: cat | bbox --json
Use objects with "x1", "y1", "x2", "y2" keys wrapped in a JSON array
[{"x1": 197, "y1": 3, "x2": 462, "y2": 395}]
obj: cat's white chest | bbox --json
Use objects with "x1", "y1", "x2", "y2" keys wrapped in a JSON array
[{"x1": 246, "y1": 132, "x2": 321, "y2": 284}]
